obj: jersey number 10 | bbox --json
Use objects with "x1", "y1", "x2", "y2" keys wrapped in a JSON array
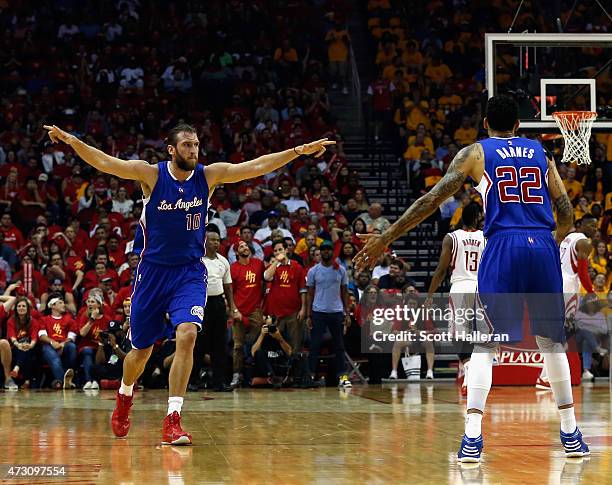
[
  {"x1": 186, "y1": 213, "x2": 202, "y2": 231},
  {"x1": 496, "y1": 166, "x2": 544, "y2": 204}
]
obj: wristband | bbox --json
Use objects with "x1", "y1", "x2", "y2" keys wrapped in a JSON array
[{"x1": 293, "y1": 146, "x2": 301, "y2": 156}]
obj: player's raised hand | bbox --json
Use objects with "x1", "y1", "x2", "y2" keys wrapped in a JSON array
[
  {"x1": 295, "y1": 138, "x2": 336, "y2": 158},
  {"x1": 43, "y1": 124, "x2": 76, "y2": 145},
  {"x1": 353, "y1": 233, "x2": 388, "y2": 272}
]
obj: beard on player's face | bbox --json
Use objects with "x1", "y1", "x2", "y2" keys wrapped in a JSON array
[{"x1": 173, "y1": 150, "x2": 197, "y2": 171}]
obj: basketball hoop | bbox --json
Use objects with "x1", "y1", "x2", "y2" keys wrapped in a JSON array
[{"x1": 552, "y1": 111, "x2": 597, "y2": 165}]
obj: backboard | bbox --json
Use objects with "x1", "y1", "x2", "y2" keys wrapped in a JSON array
[{"x1": 485, "y1": 33, "x2": 612, "y2": 131}]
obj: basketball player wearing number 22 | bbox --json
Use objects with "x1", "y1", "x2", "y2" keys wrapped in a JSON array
[
  {"x1": 43, "y1": 122, "x2": 334, "y2": 446},
  {"x1": 353, "y1": 94, "x2": 589, "y2": 462}
]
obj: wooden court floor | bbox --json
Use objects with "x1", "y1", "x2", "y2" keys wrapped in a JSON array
[{"x1": 1, "y1": 382, "x2": 611, "y2": 484}]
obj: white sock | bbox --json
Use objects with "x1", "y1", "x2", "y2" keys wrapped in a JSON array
[
  {"x1": 538, "y1": 342, "x2": 576, "y2": 433},
  {"x1": 390, "y1": 369, "x2": 397, "y2": 378},
  {"x1": 466, "y1": 351, "x2": 494, "y2": 411},
  {"x1": 559, "y1": 407, "x2": 577, "y2": 434},
  {"x1": 168, "y1": 396, "x2": 184, "y2": 416},
  {"x1": 465, "y1": 412, "x2": 483, "y2": 438},
  {"x1": 119, "y1": 380, "x2": 134, "y2": 396}
]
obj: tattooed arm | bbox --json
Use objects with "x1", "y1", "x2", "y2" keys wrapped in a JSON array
[
  {"x1": 546, "y1": 157, "x2": 574, "y2": 244},
  {"x1": 353, "y1": 143, "x2": 482, "y2": 271},
  {"x1": 380, "y1": 143, "x2": 481, "y2": 246}
]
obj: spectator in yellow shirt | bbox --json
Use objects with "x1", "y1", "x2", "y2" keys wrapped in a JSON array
[
  {"x1": 375, "y1": 41, "x2": 396, "y2": 66},
  {"x1": 562, "y1": 167, "x2": 583, "y2": 202},
  {"x1": 407, "y1": 125, "x2": 434, "y2": 152},
  {"x1": 274, "y1": 39, "x2": 298, "y2": 64},
  {"x1": 383, "y1": 56, "x2": 405, "y2": 80},
  {"x1": 402, "y1": 42, "x2": 423, "y2": 70},
  {"x1": 438, "y1": 84, "x2": 463, "y2": 112},
  {"x1": 406, "y1": 100, "x2": 431, "y2": 131},
  {"x1": 425, "y1": 57, "x2": 453, "y2": 88},
  {"x1": 453, "y1": 116, "x2": 477, "y2": 146},
  {"x1": 574, "y1": 196, "x2": 591, "y2": 221},
  {"x1": 325, "y1": 22, "x2": 351, "y2": 93},
  {"x1": 589, "y1": 241, "x2": 608, "y2": 275},
  {"x1": 403, "y1": 132, "x2": 430, "y2": 161},
  {"x1": 450, "y1": 192, "x2": 471, "y2": 229}
]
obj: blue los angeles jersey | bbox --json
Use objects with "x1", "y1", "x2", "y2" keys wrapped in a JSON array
[
  {"x1": 140, "y1": 161, "x2": 209, "y2": 265},
  {"x1": 475, "y1": 137, "x2": 555, "y2": 237}
]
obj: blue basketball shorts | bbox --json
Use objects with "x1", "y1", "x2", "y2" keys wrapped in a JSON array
[
  {"x1": 476, "y1": 230, "x2": 565, "y2": 344},
  {"x1": 128, "y1": 259, "x2": 208, "y2": 349}
]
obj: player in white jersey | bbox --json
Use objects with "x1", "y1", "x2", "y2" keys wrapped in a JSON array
[
  {"x1": 426, "y1": 203, "x2": 484, "y2": 395},
  {"x1": 536, "y1": 214, "x2": 597, "y2": 389}
]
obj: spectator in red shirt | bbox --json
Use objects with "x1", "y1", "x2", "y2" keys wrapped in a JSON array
[
  {"x1": 38, "y1": 295, "x2": 77, "y2": 389},
  {"x1": 84, "y1": 251, "x2": 119, "y2": 289},
  {"x1": 13, "y1": 254, "x2": 46, "y2": 298},
  {"x1": 230, "y1": 240, "x2": 265, "y2": 386},
  {"x1": 65, "y1": 253, "x2": 86, "y2": 292},
  {"x1": 44, "y1": 253, "x2": 74, "y2": 290},
  {"x1": 86, "y1": 224, "x2": 109, "y2": 258},
  {"x1": 290, "y1": 207, "x2": 311, "y2": 238},
  {"x1": 40, "y1": 278, "x2": 77, "y2": 315},
  {"x1": 77, "y1": 293, "x2": 110, "y2": 389},
  {"x1": 118, "y1": 252, "x2": 139, "y2": 288},
  {"x1": 107, "y1": 233, "x2": 126, "y2": 267},
  {"x1": 0, "y1": 213, "x2": 25, "y2": 252},
  {"x1": 6, "y1": 296, "x2": 39, "y2": 387},
  {"x1": 17, "y1": 177, "x2": 47, "y2": 230},
  {"x1": 367, "y1": 71, "x2": 395, "y2": 141},
  {"x1": 264, "y1": 240, "x2": 307, "y2": 351},
  {"x1": 0, "y1": 294, "x2": 18, "y2": 389},
  {"x1": 0, "y1": 168, "x2": 20, "y2": 213}
]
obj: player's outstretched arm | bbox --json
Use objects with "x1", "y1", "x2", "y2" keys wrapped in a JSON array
[
  {"x1": 353, "y1": 143, "x2": 481, "y2": 271},
  {"x1": 205, "y1": 139, "x2": 335, "y2": 188},
  {"x1": 426, "y1": 234, "x2": 452, "y2": 301},
  {"x1": 44, "y1": 125, "x2": 157, "y2": 186},
  {"x1": 546, "y1": 157, "x2": 574, "y2": 244}
]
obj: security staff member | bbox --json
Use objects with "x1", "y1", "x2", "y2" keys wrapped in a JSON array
[{"x1": 191, "y1": 227, "x2": 237, "y2": 391}]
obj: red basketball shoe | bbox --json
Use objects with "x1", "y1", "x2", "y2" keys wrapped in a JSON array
[
  {"x1": 535, "y1": 376, "x2": 552, "y2": 391},
  {"x1": 111, "y1": 391, "x2": 133, "y2": 438},
  {"x1": 162, "y1": 412, "x2": 193, "y2": 445}
]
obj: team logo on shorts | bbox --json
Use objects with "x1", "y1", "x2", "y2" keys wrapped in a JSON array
[{"x1": 190, "y1": 305, "x2": 204, "y2": 320}]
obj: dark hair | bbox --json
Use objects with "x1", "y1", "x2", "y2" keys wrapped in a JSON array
[
  {"x1": 13, "y1": 296, "x2": 32, "y2": 334},
  {"x1": 207, "y1": 223, "x2": 220, "y2": 235},
  {"x1": 165, "y1": 123, "x2": 197, "y2": 146},
  {"x1": 272, "y1": 239, "x2": 287, "y2": 250},
  {"x1": 580, "y1": 213, "x2": 597, "y2": 223},
  {"x1": 485, "y1": 95, "x2": 519, "y2": 131},
  {"x1": 462, "y1": 202, "x2": 481, "y2": 228}
]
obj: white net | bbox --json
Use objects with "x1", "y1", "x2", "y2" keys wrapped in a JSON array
[{"x1": 552, "y1": 111, "x2": 597, "y2": 165}]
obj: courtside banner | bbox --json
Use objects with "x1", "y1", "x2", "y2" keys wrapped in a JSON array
[{"x1": 358, "y1": 292, "x2": 607, "y2": 355}]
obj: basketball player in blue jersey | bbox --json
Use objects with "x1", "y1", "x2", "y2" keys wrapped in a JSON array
[
  {"x1": 44, "y1": 123, "x2": 334, "y2": 445},
  {"x1": 354, "y1": 95, "x2": 589, "y2": 461}
]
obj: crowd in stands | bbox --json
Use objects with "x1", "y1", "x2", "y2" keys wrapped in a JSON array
[
  {"x1": 364, "y1": 0, "x2": 611, "y2": 378},
  {"x1": 0, "y1": 0, "x2": 392, "y2": 391}
]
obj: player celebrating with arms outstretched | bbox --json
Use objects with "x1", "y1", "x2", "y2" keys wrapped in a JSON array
[
  {"x1": 44, "y1": 123, "x2": 333, "y2": 445},
  {"x1": 354, "y1": 95, "x2": 589, "y2": 462}
]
